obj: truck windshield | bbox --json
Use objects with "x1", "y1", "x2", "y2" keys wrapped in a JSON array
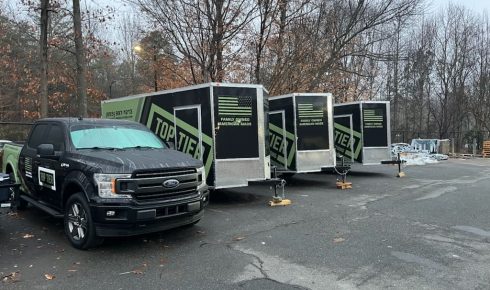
[{"x1": 70, "y1": 125, "x2": 165, "y2": 150}]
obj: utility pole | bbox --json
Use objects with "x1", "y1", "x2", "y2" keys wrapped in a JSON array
[
  {"x1": 40, "y1": 0, "x2": 49, "y2": 118},
  {"x1": 73, "y1": 0, "x2": 88, "y2": 117}
]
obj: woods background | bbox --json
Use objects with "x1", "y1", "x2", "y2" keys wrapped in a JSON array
[{"x1": 0, "y1": 0, "x2": 489, "y2": 152}]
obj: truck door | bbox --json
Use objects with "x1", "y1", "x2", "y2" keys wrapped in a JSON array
[
  {"x1": 269, "y1": 111, "x2": 288, "y2": 170},
  {"x1": 20, "y1": 123, "x2": 50, "y2": 200},
  {"x1": 173, "y1": 106, "x2": 203, "y2": 161},
  {"x1": 334, "y1": 115, "x2": 355, "y2": 162},
  {"x1": 34, "y1": 123, "x2": 66, "y2": 208}
]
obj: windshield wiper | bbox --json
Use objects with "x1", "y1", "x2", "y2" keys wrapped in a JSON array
[
  {"x1": 122, "y1": 146, "x2": 160, "y2": 149},
  {"x1": 77, "y1": 146, "x2": 120, "y2": 150}
]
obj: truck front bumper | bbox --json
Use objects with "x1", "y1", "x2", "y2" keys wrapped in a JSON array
[{"x1": 91, "y1": 189, "x2": 209, "y2": 237}]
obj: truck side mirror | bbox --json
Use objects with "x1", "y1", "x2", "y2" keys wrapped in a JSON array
[{"x1": 37, "y1": 144, "x2": 55, "y2": 158}]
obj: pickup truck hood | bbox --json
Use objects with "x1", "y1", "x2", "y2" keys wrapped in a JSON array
[{"x1": 69, "y1": 149, "x2": 203, "y2": 174}]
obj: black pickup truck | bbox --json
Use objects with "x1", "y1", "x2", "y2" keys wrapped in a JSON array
[{"x1": 2, "y1": 118, "x2": 209, "y2": 249}]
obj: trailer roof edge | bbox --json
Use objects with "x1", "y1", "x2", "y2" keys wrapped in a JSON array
[
  {"x1": 334, "y1": 100, "x2": 389, "y2": 106},
  {"x1": 269, "y1": 92, "x2": 333, "y2": 100},
  {"x1": 102, "y1": 82, "x2": 269, "y2": 103}
]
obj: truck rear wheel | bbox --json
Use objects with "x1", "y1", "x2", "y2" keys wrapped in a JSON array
[{"x1": 64, "y1": 192, "x2": 103, "y2": 250}]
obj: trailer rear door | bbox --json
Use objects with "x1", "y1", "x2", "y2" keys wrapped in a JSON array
[
  {"x1": 173, "y1": 106, "x2": 202, "y2": 160},
  {"x1": 269, "y1": 111, "x2": 288, "y2": 170},
  {"x1": 334, "y1": 114, "x2": 360, "y2": 162}
]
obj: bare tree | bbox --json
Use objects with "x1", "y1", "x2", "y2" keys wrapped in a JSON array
[
  {"x1": 132, "y1": 0, "x2": 257, "y2": 83},
  {"x1": 306, "y1": 0, "x2": 423, "y2": 91},
  {"x1": 40, "y1": 0, "x2": 49, "y2": 117},
  {"x1": 73, "y1": 0, "x2": 87, "y2": 117}
]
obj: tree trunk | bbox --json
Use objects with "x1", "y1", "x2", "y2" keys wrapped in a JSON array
[
  {"x1": 73, "y1": 0, "x2": 88, "y2": 117},
  {"x1": 40, "y1": 0, "x2": 49, "y2": 118}
]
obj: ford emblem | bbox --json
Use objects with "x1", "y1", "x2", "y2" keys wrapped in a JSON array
[{"x1": 163, "y1": 179, "x2": 180, "y2": 189}]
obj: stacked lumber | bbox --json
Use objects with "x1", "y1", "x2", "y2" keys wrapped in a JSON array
[{"x1": 483, "y1": 141, "x2": 490, "y2": 158}]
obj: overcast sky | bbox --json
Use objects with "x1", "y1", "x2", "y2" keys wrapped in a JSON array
[{"x1": 430, "y1": 0, "x2": 490, "y2": 14}]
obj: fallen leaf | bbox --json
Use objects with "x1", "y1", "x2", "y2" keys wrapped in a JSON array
[
  {"x1": 333, "y1": 237, "x2": 346, "y2": 244},
  {"x1": 22, "y1": 234, "x2": 34, "y2": 239},
  {"x1": 2, "y1": 272, "x2": 20, "y2": 283},
  {"x1": 44, "y1": 273, "x2": 55, "y2": 280},
  {"x1": 233, "y1": 236, "x2": 245, "y2": 241},
  {"x1": 119, "y1": 263, "x2": 147, "y2": 276}
]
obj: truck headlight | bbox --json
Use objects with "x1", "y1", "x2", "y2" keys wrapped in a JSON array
[
  {"x1": 196, "y1": 166, "x2": 206, "y2": 190},
  {"x1": 93, "y1": 173, "x2": 132, "y2": 198}
]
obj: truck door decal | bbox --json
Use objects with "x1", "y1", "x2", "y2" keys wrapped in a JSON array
[
  {"x1": 38, "y1": 167, "x2": 56, "y2": 191},
  {"x1": 146, "y1": 103, "x2": 213, "y2": 178},
  {"x1": 25, "y1": 157, "x2": 33, "y2": 178}
]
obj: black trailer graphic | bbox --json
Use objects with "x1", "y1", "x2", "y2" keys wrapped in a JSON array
[
  {"x1": 101, "y1": 83, "x2": 270, "y2": 189},
  {"x1": 268, "y1": 93, "x2": 336, "y2": 173},
  {"x1": 333, "y1": 101, "x2": 391, "y2": 165}
]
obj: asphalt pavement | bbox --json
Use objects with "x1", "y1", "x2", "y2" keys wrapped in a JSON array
[{"x1": 1, "y1": 158, "x2": 490, "y2": 289}]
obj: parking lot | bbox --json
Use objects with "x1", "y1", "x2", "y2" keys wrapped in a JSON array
[{"x1": 1, "y1": 158, "x2": 490, "y2": 289}]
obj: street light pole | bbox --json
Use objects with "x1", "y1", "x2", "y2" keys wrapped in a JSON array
[
  {"x1": 153, "y1": 43, "x2": 158, "y2": 92},
  {"x1": 109, "y1": 80, "x2": 117, "y2": 98}
]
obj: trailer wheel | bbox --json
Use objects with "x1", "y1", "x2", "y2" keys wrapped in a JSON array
[{"x1": 64, "y1": 192, "x2": 103, "y2": 250}]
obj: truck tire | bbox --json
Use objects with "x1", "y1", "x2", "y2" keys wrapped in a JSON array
[{"x1": 64, "y1": 192, "x2": 103, "y2": 250}]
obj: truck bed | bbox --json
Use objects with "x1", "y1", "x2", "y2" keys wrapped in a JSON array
[{"x1": 1, "y1": 142, "x2": 23, "y2": 181}]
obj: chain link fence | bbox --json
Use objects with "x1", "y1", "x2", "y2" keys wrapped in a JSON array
[{"x1": 0, "y1": 122, "x2": 34, "y2": 142}]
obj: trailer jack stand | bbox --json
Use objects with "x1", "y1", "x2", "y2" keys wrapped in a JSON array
[
  {"x1": 336, "y1": 175, "x2": 352, "y2": 190},
  {"x1": 335, "y1": 158, "x2": 352, "y2": 190},
  {"x1": 268, "y1": 178, "x2": 290, "y2": 206},
  {"x1": 381, "y1": 153, "x2": 406, "y2": 178}
]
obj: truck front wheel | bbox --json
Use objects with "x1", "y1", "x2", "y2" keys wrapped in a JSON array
[{"x1": 64, "y1": 193, "x2": 103, "y2": 250}]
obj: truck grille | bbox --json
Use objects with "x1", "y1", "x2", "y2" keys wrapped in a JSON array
[{"x1": 116, "y1": 168, "x2": 200, "y2": 202}]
